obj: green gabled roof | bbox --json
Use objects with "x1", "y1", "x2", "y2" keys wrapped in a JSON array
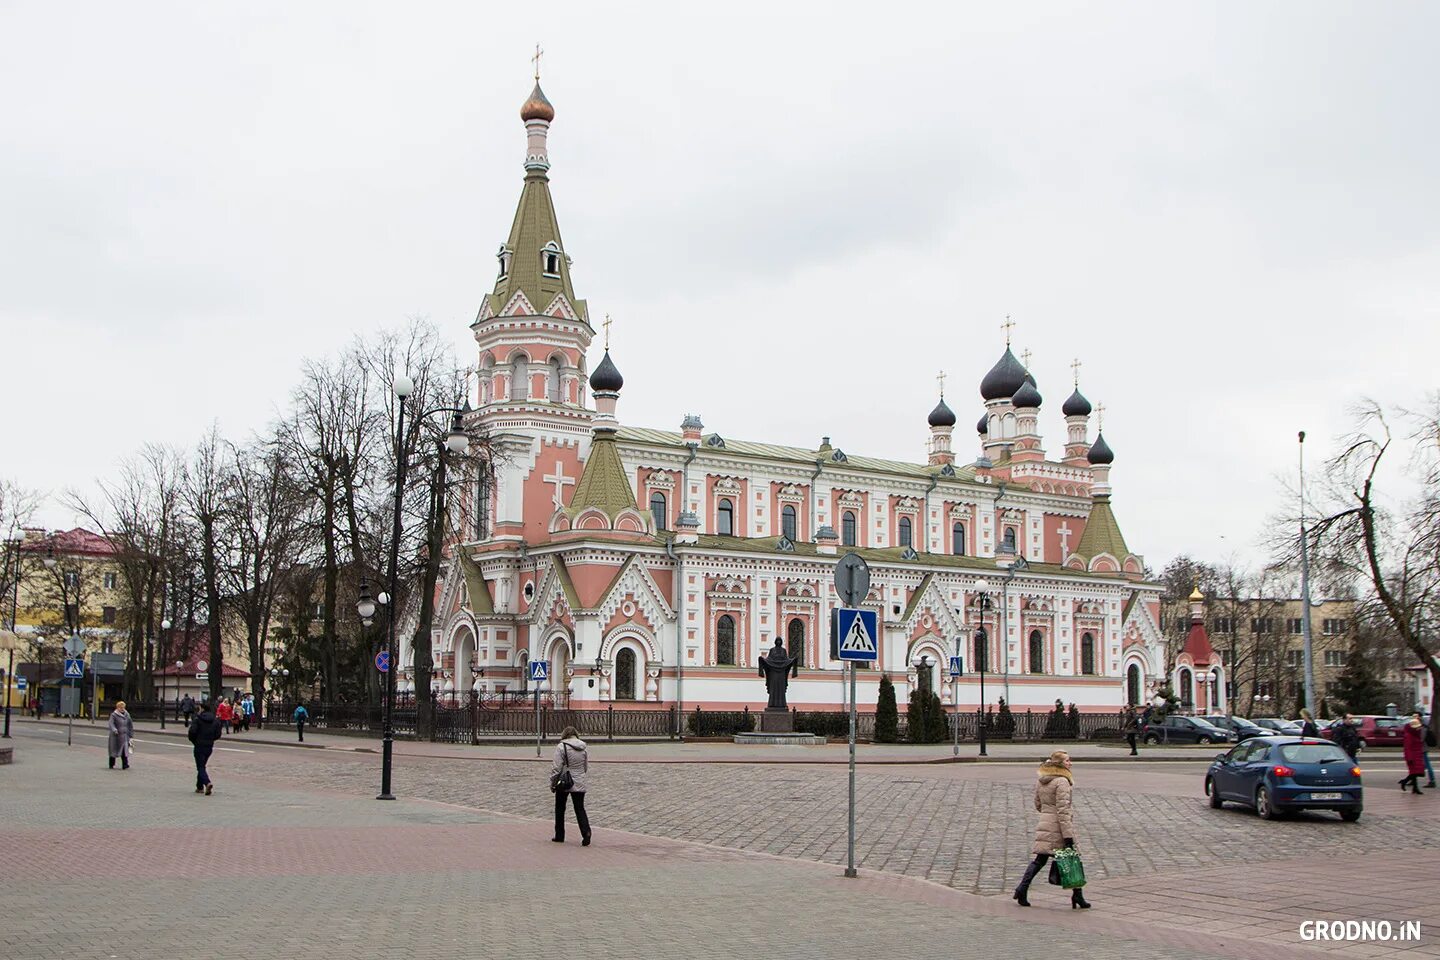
[
  {"x1": 901, "y1": 573, "x2": 935, "y2": 622},
  {"x1": 550, "y1": 555, "x2": 583, "y2": 611},
  {"x1": 457, "y1": 550, "x2": 493, "y2": 615},
  {"x1": 1073, "y1": 496, "x2": 1131, "y2": 562},
  {"x1": 615, "y1": 426, "x2": 979, "y2": 483},
  {"x1": 483, "y1": 169, "x2": 588, "y2": 322},
  {"x1": 566, "y1": 433, "x2": 638, "y2": 519}
]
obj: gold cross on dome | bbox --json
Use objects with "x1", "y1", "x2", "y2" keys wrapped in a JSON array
[
  {"x1": 1095, "y1": 402, "x2": 1106, "y2": 429},
  {"x1": 603, "y1": 313, "x2": 613, "y2": 350},
  {"x1": 1021, "y1": 348, "x2": 1033, "y2": 369},
  {"x1": 1070, "y1": 357, "x2": 1082, "y2": 386},
  {"x1": 1001, "y1": 314, "x2": 1015, "y2": 346},
  {"x1": 936, "y1": 369, "x2": 946, "y2": 397},
  {"x1": 532, "y1": 43, "x2": 544, "y2": 81}
]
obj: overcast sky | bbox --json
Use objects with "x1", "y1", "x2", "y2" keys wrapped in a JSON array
[{"x1": 4, "y1": 2, "x2": 1437, "y2": 571}]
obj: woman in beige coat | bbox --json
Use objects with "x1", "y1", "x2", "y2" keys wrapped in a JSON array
[{"x1": 1013, "y1": 750, "x2": 1090, "y2": 909}]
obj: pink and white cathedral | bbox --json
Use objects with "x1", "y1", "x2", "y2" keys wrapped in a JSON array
[{"x1": 398, "y1": 81, "x2": 1185, "y2": 716}]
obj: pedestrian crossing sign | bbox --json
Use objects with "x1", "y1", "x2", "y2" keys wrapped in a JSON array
[
  {"x1": 836, "y1": 608, "x2": 878, "y2": 662},
  {"x1": 949, "y1": 655, "x2": 964, "y2": 678},
  {"x1": 528, "y1": 660, "x2": 549, "y2": 683},
  {"x1": 63, "y1": 658, "x2": 84, "y2": 679}
]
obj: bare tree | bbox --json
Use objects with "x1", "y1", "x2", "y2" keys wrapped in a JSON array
[
  {"x1": 1308, "y1": 398, "x2": 1440, "y2": 737},
  {"x1": 1, "y1": 479, "x2": 42, "y2": 625},
  {"x1": 183, "y1": 426, "x2": 230, "y2": 704}
]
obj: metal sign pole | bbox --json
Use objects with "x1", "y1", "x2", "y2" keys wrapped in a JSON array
[
  {"x1": 534, "y1": 682, "x2": 542, "y2": 758},
  {"x1": 67, "y1": 675, "x2": 74, "y2": 746},
  {"x1": 845, "y1": 660, "x2": 857, "y2": 878}
]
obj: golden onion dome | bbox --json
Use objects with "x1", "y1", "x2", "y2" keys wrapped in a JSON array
[{"x1": 520, "y1": 83, "x2": 555, "y2": 122}]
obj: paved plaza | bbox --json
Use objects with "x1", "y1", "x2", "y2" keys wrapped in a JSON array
[{"x1": 4, "y1": 720, "x2": 1438, "y2": 959}]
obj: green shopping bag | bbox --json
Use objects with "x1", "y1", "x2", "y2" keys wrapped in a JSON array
[{"x1": 1053, "y1": 847, "x2": 1086, "y2": 889}]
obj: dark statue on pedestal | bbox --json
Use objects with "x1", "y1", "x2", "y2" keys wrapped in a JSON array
[{"x1": 758, "y1": 638, "x2": 799, "y2": 710}]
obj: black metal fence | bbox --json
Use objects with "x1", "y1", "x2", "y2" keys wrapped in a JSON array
[{"x1": 168, "y1": 698, "x2": 1127, "y2": 744}]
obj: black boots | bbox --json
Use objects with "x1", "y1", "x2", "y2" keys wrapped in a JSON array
[
  {"x1": 1012, "y1": 856, "x2": 1047, "y2": 907},
  {"x1": 109, "y1": 757, "x2": 115, "y2": 769},
  {"x1": 1072, "y1": 888, "x2": 1092, "y2": 909},
  {"x1": 1400, "y1": 776, "x2": 1423, "y2": 794}
]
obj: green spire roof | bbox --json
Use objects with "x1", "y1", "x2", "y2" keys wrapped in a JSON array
[
  {"x1": 566, "y1": 432, "x2": 638, "y2": 519},
  {"x1": 457, "y1": 549, "x2": 493, "y2": 615},
  {"x1": 1072, "y1": 495, "x2": 1131, "y2": 563},
  {"x1": 484, "y1": 167, "x2": 587, "y2": 321}
]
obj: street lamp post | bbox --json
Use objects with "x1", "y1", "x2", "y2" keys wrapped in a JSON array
[
  {"x1": 951, "y1": 626, "x2": 970, "y2": 758},
  {"x1": 995, "y1": 543, "x2": 1030, "y2": 703},
  {"x1": 376, "y1": 372, "x2": 470, "y2": 802},
  {"x1": 4, "y1": 533, "x2": 22, "y2": 739},
  {"x1": 41, "y1": 546, "x2": 58, "y2": 718},
  {"x1": 973, "y1": 579, "x2": 991, "y2": 757}
]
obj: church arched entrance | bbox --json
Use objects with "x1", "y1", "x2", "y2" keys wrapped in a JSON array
[
  {"x1": 453, "y1": 625, "x2": 477, "y2": 701},
  {"x1": 1126, "y1": 663, "x2": 1142, "y2": 706}
]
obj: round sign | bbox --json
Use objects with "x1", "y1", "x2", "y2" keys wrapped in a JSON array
[
  {"x1": 834, "y1": 552, "x2": 871, "y2": 607},
  {"x1": 196, "y1": 660, "x2": 208, "y2": 672},
  {"x1": 375, "y1": 650, "x2": 390, "y2": 673}
]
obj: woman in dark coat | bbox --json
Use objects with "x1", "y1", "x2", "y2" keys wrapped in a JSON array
[
  {"x1": 107, "y1": 701, "x2": 134, "y2": 770},
  {"x1": 1400, "y1": 714, "x2": 1427, "y2": 794},
  {"x1": 1013, "y1": 750, "x2": 1090, "y2": 909},
  {"x1": 187, "y1": 699, "x2": 222, "y2": 795}
]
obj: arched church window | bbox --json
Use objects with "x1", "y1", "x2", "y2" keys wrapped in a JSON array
[
  {"x1": 717, "y1": 498, "x2": 734, "y2": 536},
  {"x1": 542, "y1": 242, "x2": 562, "y2": 277},
  {"x1": 650, "y1": 491, "x2": 667, "y2": 532},
  {"x1": 1029, "y1": 630, "x2": 1045, "y2": 674},
  {"x1": 509, "y1": 354, "x2": 529, "y2": 400},
  {"x1": 898, "y1": 516, "x2": 913, "y2": 548},
  {"x1": 1080, "y1": 632, "x2": 1096, "y2": 675},
  {"x1": 787, "y1": 617, "x2": 805, "y2": 666},
  {"x1": 548, "y1": 356, "x2": 563, "y2": 403},
  {"x1": 1179, "y1": 667, "x2": 1193, "y2": 705},
  {"x1": 781, "y1": 504, "x2": 797, "y2": 541},
  {"x1": 952, "y1": 522, "x2": 966, "y2": 556},
  {"x1": 1127, "y1": 663, "x2": 1142, "y2": 706},
  {"x1": 1002, "y1": 527, "x2": 1017, "y2": 553},
  {"x1": 517, "y1": 652, "x2": 529, "y2": 693},
  {"x1": 716, "y1": 615, "x2": 736, "y2": 665},
  {"x1": 615, "y1": 648, "x2": 636, "y2": 701},
  {"x1": 497, "y1": 247, "x2": 511, "y2": 279},
  {"x1": 841, "y1": 510, "x2": 857, "y2": 547},
  {"x1": 973, "y1": 628, "x2": 988, "y2": 672}
]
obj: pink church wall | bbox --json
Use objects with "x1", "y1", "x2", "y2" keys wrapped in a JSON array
[{"x1": 523, "y1": 440, "x2": 584, "y2": 543}]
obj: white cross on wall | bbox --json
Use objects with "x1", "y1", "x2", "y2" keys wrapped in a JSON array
[
  {"x1": 1058, "y1": 522, "x2": 1073, "y2": 561},
  {"x1": 543, "y1": 461, "x2": 574, "y2": 509}
]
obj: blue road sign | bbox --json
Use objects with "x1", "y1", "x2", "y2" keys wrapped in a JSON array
[
  {"x1": 15, "y1": 676, "x2": 27, "y2": 690},
  {"x1": 528, "y1": 659, "x2": 549, "y2": 683},
  {"x1": 949, "y1": 655, "x2": 964, "y2": 678},
  {"x1": 63, "y1": 658, "x2": 85, "y2": 680},
  {"x1": 835, "y1": 608, "x2": 879, "y2": 662},
  {"x1": 375, "y1": 650, "x2": 390, "y2": 673}
]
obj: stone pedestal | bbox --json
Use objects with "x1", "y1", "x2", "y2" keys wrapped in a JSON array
[
  {"x1": 733, "y1": 731, "x2": 825, "y2": 745},
  {"x1": 759, "y1": 708, "x2": 794, "y2": 733}
]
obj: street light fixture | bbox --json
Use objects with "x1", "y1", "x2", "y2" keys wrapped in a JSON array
[
  {"x1": 973, "y1": 579, "x2": 992, "y2": 757},
  {"x1": 157, "y1": 618, "x2": 171, "y2": 729},
  {"x1": 952, "y1": 625, "x2": 971, "y2": 757}
]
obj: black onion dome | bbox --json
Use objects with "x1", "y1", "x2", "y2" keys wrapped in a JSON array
[
  {"x1": 1024, "y1": 369, "x2": 1037, "y2": 387},
  {"x1": 1012, "y1": 379, "x2": 1042, "y2": 409},
  {"x1": 980, "y1": 347, "x2": 1028, "y2": 401},
  {"x1": 1087, "y1": 431, "x2": 1114, "y2": 465},
  {"x1": 589, "y1": 350, "x2": 624, "y2": 391},
  {"x1": 1062, "y1": 388, "x2": 1092, "y2": 417},
  {"x1": 928, "y1": 396, "x2": 956, "y2": 427},
  {"x1": 976, "y1": 413, "x2": 989, "y2": 435}
]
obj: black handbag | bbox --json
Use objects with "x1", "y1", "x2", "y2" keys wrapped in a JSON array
[
  {"x1": 1047, "y1": 860, "x2": 1062, "y2": 886},
  {"x1": 549, "y1": 743, "x2": 574, "y2": 793}
]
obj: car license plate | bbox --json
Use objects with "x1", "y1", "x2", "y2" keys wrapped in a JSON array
[{"x1": 1310, "y1": 792, "x2": 1343, "y2": 800}]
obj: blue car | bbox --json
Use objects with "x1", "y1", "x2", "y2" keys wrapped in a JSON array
[{"x1": 1205, "y1": 736, "x2": 1363, "y2": 822}]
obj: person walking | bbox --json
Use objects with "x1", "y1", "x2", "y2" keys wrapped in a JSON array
[
  {"x1": 1013, "y1": 749, "x2": 1090, "y2": 909},
  {"x1": 1399, "y1": 713, "x2": 1427, "y2": 794},
  {"x1": 1331, "y1": 713, "x2": 1362, "y2": 760},
  {"x1": 241, "y1": 695, "x2": 254, "y2": 732},
  {"x1": 1122, "y1": 706, "x2": 1139, "y2": 757},
  {"x1": 107, "y1": 701, "x2": 134, "y2": 770},
  {"x1": 293, "y1": 703, "x2": 309, "y2": 742},
  {"x1": 215, "y1": 698, "x2": 232, "y2": 735},
  {"x1": 550, "y1": 725, "x2": 592, "y2": 846},
  {"x1": 180, "y1": 694, "x2": 195, "y2": 729},
  {"x1": 1299, "y1": 709, "x2": 1319, "y2": 738},
  {"x1": 187, "y1": 699, "x2": 221, "y2": 795}
]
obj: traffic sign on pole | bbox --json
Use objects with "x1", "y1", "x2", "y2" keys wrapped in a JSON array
[
  {"x1": 63, "y1": 636, "x2": 86, "y2": 658},
  {"x1": 63, "y1": 659, "x2": 85, "y2": 680},
  {"x1": 833, "y1": 552, "x2": 870, "y2": 608},
  {"x1": 16, "y1": 677, "x2": 27, "y2": 691},
  {"x1": 375, "y1": 650, "x2": 390, "y2": 673},
  {"x1": 528, "y1": 660, "x2": 549, "y2": 683},
  {"x1": 836, "y1": 608, "x2": 878, "y2": 662},
  {"x1": 949, "y1": 655, "x2": 964, "y2": 678}
]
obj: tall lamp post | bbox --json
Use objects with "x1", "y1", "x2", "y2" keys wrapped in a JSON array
[
  {"x1": 375, "y1": 372, "x2": 469, "y2": 802},
  {"x1": 157, "y1": 619, "x2": 171, "y2": 729},
  {"x1": 41, "y1": 545, "x2": 60, "y2": 718},
  {"x1": 174, "y1": 660, "x2": 184, "y2": 724},
  {"x1": 995, "y1": 542, "x2": 1030, "y2": 703},
  {"x1": 973, "y1": 579, "x2": 991, "y2": 757},
  {"x1": 4, "y1": 532, "x2": 22, "y2": 738}
]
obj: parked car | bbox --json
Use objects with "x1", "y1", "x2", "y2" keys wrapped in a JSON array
[
  {"x1": 1205, "y1": 736, "x2": 1363, "y2": 821},
  {"x1": 1322, "y1": 715, "x2": 1406, "y2": 748},
  {"x1": 1141, "y1": 715, "x2": 1232, "y2": 745},
  {"x1": 1253, "y1": 717, "x2": 1302, "y2": 736},
  {"x1": 1200, "y1": 715, "x2": 1273, "y2": 741}
]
